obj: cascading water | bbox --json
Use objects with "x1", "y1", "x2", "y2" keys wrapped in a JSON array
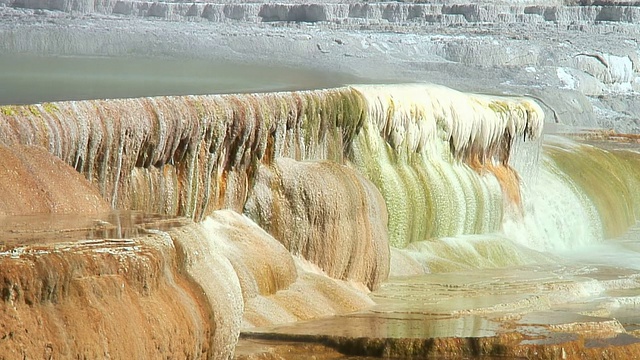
[
  {"x1": 505, "y1": 138, "x2": 603, "y2": 252},
  {"x1": 2, "y1": 82, "x2": 640, "y2": 359}
]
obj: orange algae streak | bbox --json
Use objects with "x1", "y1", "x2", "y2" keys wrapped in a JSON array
[
  {"x1": 486, "y1": 164, "x2": 523, "y2": 209},
  {"x1": 467, "y1": 151, "x2": 522, "y2": 210}
]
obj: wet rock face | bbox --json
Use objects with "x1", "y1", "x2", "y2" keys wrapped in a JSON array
[
  {"x1": 0, "y1": 145, "x2": 109, "y2": 215},
  {"x1": 0, "y1": 233, "x2": 211, "y2": 359},
  {"x1": 0, "y1": 90, "x2": 363, "y2": 220},
  {"x1": 245, "y1": 158, "x2": 389, "y2": 290},
  {"x1": 0, "y1": 85, "x2": 542, "y2": 252},
  {"x1": 0, "y1": 210, "x2": 375, "y2": 359}
]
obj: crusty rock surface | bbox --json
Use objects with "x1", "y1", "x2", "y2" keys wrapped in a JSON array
[
  {"x1": 0, "y1": 209, "x2": 375, "y2": 359},
  {"x1": 245, "y1": 158, "x2": 389, "y2": 290},
  {"x1": 0, "y1": 223, "x2": 214, "y2": 359}
]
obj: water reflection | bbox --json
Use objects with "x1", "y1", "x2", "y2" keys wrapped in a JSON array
[
  {"x1": 244, "y1": 261, "x2": 640, "y2": 356},
  {"x1": 0, "y1": 211, "x2": 190, "y2": 248}
]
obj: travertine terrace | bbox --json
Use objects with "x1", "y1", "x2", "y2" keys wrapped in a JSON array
[{"x1": 2, "y1": 0, "x2": 640, "y2": 359}]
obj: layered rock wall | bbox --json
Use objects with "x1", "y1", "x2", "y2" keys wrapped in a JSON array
[
  {"x1": 0, "y1": 85, "x2": 543, "y2": 250},
  {"x1": 0, "y1": 90, "x2": 363, "y2": 219},
  {"x1": 0, "y1": 84, "x2": 543, "y2": 253},
  {"x1": 8, "y1": 0, "x2": 640, "y2": 25}
]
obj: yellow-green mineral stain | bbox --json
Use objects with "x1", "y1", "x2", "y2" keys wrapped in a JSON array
[
  {"x1": 43, "y1": 102, "x2": 59, "y2": 114},
  {"x1": 0, "y1": 106, "x2": 15, "y2": 116}
]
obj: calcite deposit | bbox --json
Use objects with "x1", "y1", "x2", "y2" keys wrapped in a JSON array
[
  {"x1": 245, "y1": 158, "x2": 390, "y2": 289},
  {"x1": 0, "y1": 84, "x2": 543, "y2": 358},
  {"x1": 0, "y1": 223, "x2": 212, "y2": 359}
]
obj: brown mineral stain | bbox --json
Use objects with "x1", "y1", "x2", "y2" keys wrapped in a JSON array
[{"x1": 0, "y1": 145, "x2": 109, "y2": 215}]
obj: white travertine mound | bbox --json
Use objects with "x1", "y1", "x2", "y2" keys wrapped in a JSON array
[
  {"x1": 353, "y1": 84, "x2": 544, "y2": 158},
  {"x1": 190, "y1": 210, "x2": 374, "y2": 328},
  {"x1": 167, "y1": 221, "x2": 245, "y2": 360}
]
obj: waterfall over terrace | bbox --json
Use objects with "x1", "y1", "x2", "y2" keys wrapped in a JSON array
[{"x1": 2, "y1": 80, "x2": 640, "y2": 359}]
